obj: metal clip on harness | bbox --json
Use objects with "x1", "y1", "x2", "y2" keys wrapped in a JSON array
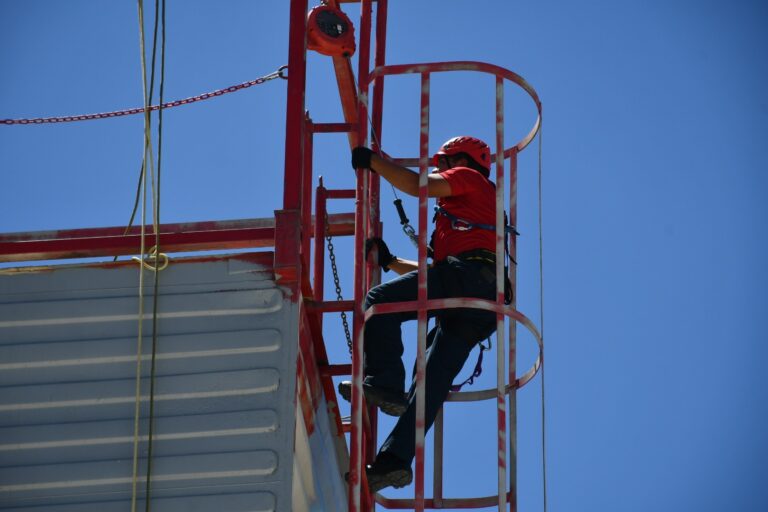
[{"x1": 394, "y1": 198, "x2": 419, "y2": 248}]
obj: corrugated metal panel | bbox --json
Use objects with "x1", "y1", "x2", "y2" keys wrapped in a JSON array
[{"x1": 0, "y1": 253, "x2": 299, "y2": 511}]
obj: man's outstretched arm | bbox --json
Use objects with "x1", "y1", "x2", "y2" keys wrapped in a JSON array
[{"x1": 352, "y1": 147, "x2": 452, "y2": 198}]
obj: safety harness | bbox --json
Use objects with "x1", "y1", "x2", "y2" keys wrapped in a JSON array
[
  {"x1": 390, "y1": 195, "x2": 519, "y2": 392},
  {"x1": 434, "y1": 205, "x2": 518, "y2": 236},
  {"x1": 433, "y1": 205, "x2": 518, "y2": 392},
  {"x1": 433, "y1": 205, "x2": 518, "y2": 263}
]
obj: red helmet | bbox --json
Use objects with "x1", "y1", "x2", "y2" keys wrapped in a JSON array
[{"x1": 432, "y1": 136, "x2": 491, "y2": 171}]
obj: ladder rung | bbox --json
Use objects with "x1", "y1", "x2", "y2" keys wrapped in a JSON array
[
  {"x1": 319, "y1": 363, "x2": 352, "y2": 377},
  {"x1": 312, "y1": 122, "x2": 358, "y2": 133},
  {"x1": 307, "y1": 300, "x2": 354, "y2": 313}
]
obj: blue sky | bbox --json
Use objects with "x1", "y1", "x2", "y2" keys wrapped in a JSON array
[{"x1": 1, "y1": 1, "x2": 767, "y2": 511}]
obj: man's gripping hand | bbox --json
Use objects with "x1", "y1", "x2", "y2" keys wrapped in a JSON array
[
  {"x1": 365, "y1": 237, "x2": 395, "y2": 272},
  {"x1": 351, "y1": 147, "x2": 374, "y2": 170}
]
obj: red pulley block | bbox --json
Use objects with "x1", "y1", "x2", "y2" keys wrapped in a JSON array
[{"x1": 307, "y1": 4, "x2": 356, "y2": 57}]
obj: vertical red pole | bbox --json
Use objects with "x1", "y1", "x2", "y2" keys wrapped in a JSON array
[
  {"x1": 275, "y1": 0, "x2": 307, "y2": 290},
  {"x1": 433, "y1": 408, "x2": 445, "y2": 507},
  {"x1": 364, "y1": 2, "x2": 388, "y2": 496},
  {"x1": 494, "y1": 75, "x2": 508, "y2": 512},
  {"x1": 368, "y1": 0, "x2": 388, "y2": 241},
  {"x1": 351, "y1": 1, "x2": 373, "y2": 511},
  {"x1": 508, "y1": 147, "x2": 520, "y2": 512},
  {"x1": 283, "y1": 0, "x2": 308, "y2": 211},
  {"x1": 370, "y1": 0, "x2": 387, "y2": 148},
  {"x1": 414, "y1": 71, "x2": 431, "y2": 512},
  {"x1": 302, "y1": 116, "x2": 313, "y2": 262},
  {"x1": 314, "y1": 180, "x2": 327, "y2": 307}
]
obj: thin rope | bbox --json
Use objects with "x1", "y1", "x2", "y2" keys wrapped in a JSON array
[
  {"x1": 109, "y1": 64, "x2": 285, "y2": 263},
  {"x1": 114, "y1": 0, "x2": 161, "y2": 263},
  {"x1": 537, "y1": 114, "x2": 547, "y2": 512},
  {"x1": 144, "y1": 1, "x2": 166, "y2": 507},
  {"x1": 130, "y1": 2, "x2": 154, "y2": 510},
  {"x1": 366, "y1": 111, "x2": 420, "y2": 250}
]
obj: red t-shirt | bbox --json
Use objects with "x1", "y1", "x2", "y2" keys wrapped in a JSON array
[{"x1": 432, "y1": 166, "x2": 497, "y2": 261}]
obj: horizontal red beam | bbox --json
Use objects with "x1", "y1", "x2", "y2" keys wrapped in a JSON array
[
  {"x1": 312, "y1": 122, "x2": 358, "y2": 133},
  {"x1": 319, "y1": 363, "x2": 352, "y2": 377},
  {"x1": 0, "y1": 213, "x2": 354, "y2": 263},
  {"x1": 306, "y1": 299, "x2": 355, "y2": 313},
  {"x1": 325, "y1": 189, "x2": 356, "y2": 200},
  {"x1": 376, "y1": 492, "x2": 513, "y2": 509}
]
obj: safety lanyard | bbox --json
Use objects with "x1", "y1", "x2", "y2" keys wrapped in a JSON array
[{"x1": 433, "y1": 205, "x2": 519, "y2": 236}]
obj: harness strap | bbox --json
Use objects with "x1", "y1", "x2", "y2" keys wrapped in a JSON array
[
  {"x1": 434, "y1": 204, "x2": 518, "y2": 274},
  {"x1": 450, "y1": 338, "x2": 492, "y2": 392},
  {"x1": 434, "y1": 205, "x2": 519, "y2": 235}
]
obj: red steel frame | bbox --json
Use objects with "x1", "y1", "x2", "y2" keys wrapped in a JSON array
[
  {"x1": 0, "y1": 2, "x2": 543, "y2": 512},
  {"x1": 352, "y1": 58, "x2": 542, "y2": 512},
  {"x1": 0, "y1": 216, "x2": 353, "y2": 264}
]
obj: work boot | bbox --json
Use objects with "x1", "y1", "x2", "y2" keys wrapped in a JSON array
[
  {"x1": 365, "y1": 452, "x2": 413, "y2": 493},
  {"x1": 337, "y1": 380, "x2": 407, "y2": 417},
  {"x1": 344, "y1": 452, "x2": 413, "y2": 494}
]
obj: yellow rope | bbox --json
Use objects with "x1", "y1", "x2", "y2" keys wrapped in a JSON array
[
  {"x1": 131, "y1": 1, "x2": 153, "y2": 510},
  {"x1": 132, "y1": 246, "x2": 169, "y2": 272}
]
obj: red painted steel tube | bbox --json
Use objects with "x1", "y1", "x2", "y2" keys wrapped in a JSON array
[
  {"x1": 367, "y1": 61, "x2": 541, "y2": 154},
  {"x1": 362, "y1": 0, "x2": 390, "y2": 482},
  {"x1": 371, "y1": 0, "x2": 387, "y2": 144},
  {"x1": 0, "y1": 227, "x2": 269, "y2": 263},
  {"x1": 326, "y1": 189, "x2": 356, "y2": 199},
  {"x1": 283, "y1": 0, "x2": 308, "y2": 211},
  {"x1": 350, "y1": 0, "x2": 373, "y2": 508},
  {"x1": 413, "y1": 71, "x2": 431, "y2": 512},
  {"x1": 433, "y1": 409, "x2": 444, "y2": 508},
  {"x1": 364, "y1": 298, "x2": 542, "y2": 389},
  {"x1": 305, "y1": 300, "x2": 355, "y2": 314},
  {"x1": 313, "y1": 182, "x2": 327, "y2": 307},
  {"x1": 318, "y1": 363, "x2": 353, "y2": 377},
  {"x1": 375, "y1": 492, "x2": 514, "y2": 509},
  {"x1": 507, "y1": 148, "x2": 520, "y2": 512},
  {"x1": 494, "y1": 75, "x2": 508, "y2": 512},
  {"x1": 367, "y1": 0, "x2": 387, "y2": 263},
  {"x1": 0, "y1": 215, "x2": 354, "y2": 263},
  {"x1": 274, "y1": 209, "x2": 302, "y2": 286},
  {"x1": 275, "y1": 0, "x2": 308, "y2": 293},
  {"x1": 303, "y1": 115, "x2": 314, "y2": 263},
  {"x1": 363, "y1": 298, "x2": 540, "y2": 332},
  {"x1": 312, "y1": 122, "x2": 359, "y2": 133}
]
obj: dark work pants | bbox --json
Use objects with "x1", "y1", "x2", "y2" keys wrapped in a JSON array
[{"x1": 362, "y1": 258, "x2": 497, "y2": 464}]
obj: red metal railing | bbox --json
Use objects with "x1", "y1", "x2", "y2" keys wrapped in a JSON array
[
  {"x1": 291, "y1": 1, "x2": 544, "y2": 510},
  {"x1": 0, "y1": 215, "x2": 353, "y2": 264},
  {"x1": 348, "y1": 58, "x2": 542, "y2": 512}
]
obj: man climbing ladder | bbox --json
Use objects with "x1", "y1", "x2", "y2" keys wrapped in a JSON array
[{"x1": 339, "y1": 136, "x2": 501, "y2": 492}]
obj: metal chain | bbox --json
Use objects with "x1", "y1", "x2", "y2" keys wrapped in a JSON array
[
  {"x1": 1, "y1": 65, "x2": 287, "y2": 125},
  {"x1": 324, "y1": 209, "x2": 353, "y2": 355}
]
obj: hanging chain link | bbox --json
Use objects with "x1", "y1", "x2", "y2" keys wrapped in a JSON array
[
  {"x1": 1, "y1": 65, "x2": 287, "y2": 125},
  {"x1": 324, "y1": 210, "x2": 353, "y2": 355}
]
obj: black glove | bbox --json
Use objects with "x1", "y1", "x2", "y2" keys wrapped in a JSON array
[
  {"x1": 365, "y1": 237, "x2": 395, "y2": 272},
  {"x1": 351, "y1": 146, "x2": 374, "y2": 170}
]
